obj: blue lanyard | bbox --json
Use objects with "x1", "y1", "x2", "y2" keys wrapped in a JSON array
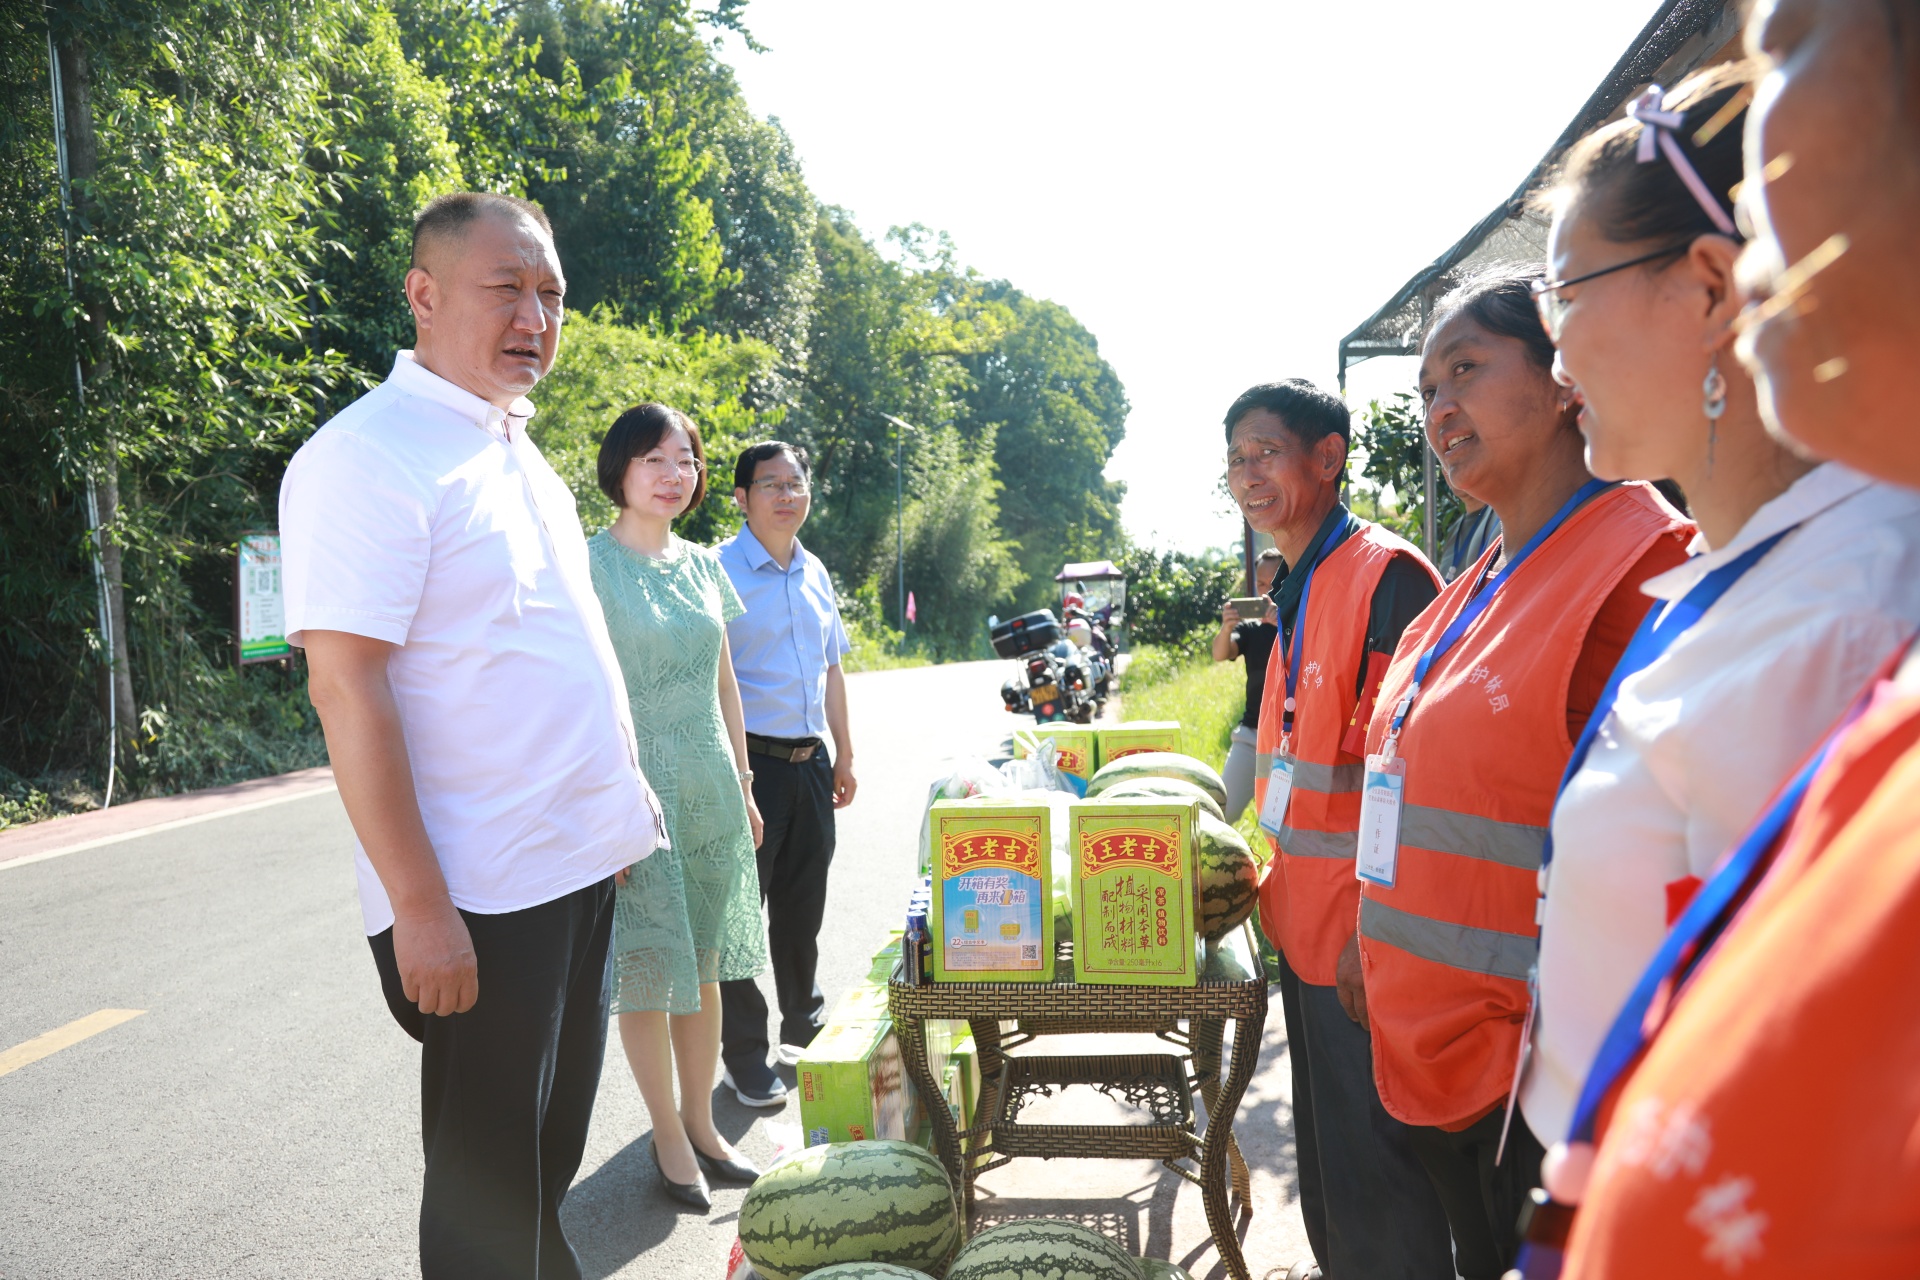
[
  {"x1": 1541, "y1": 527, "x2": 1794, "y2": 870},
  {"x1": 1280, "y1": 514, "x2": 1352, "y2": 738},
  {"x1": 1566, "y1": 671, "x2": 1878, "y2": 1144},
  {"x1": 1387, "y1": 479, "x2": 1615, "y2": 741}
]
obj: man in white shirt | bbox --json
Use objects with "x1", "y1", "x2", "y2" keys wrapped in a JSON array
[{"x1": 280, "y1": 193, "x2": 661, "y2": 1280}]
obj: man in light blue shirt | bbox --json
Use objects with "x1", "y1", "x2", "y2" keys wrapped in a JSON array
[{"x1": 716, "y1": 441, "x2": 858, "y2": 1106}]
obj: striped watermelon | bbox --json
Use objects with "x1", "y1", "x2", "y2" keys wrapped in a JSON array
[
  {"x1": 1196, "y1": 811, "x2": 1258, "y2": 939},
  {"x1": 737, "y1": 1140, "x2": 959, "y2": 1280},
  {"x1": 946, "y1": 1219, "x2": 1144, "y2": 1280},
  {"x1": 804, "y1": 1266, "x2": 936, "y2": 1279},
  {"x1": 1086, "y1": 752, "x2": 1227, "y2": 809},
  {"x1": 1096, "y1": 778, "x2": 1224, "y2": 821},
  {"x1": 1137, "y1": 1261, "x2": 1196, "y2": 1280}
]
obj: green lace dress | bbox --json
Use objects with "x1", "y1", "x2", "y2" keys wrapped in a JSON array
[{"x1": 589, "y1": 531, "x2": 769, "y2": 1015}]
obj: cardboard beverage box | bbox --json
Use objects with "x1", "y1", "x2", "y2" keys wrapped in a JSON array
[
  {"x1": 1012, "y1": 724, "x2": 1098, "y2": 789},
  {"x1": 1068, "y1": 799, "x2": 1203, "y2": 986},
  {"x1": 930, "y1": 799, "x2": 1054, "y2": 982},
  {"x1": 1096, "y1": 721, "x2": 1184, "y2": 769},
  {"x1": 949, "y1": 1032, "x2": 981, "y2": 1129},
  {"x1": 798, "y1": 1018, "x2": 928, "y2": 1148}
]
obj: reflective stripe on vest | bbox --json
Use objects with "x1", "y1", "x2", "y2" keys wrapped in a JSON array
[
  {"x1": 1358, "y1": 483, "x2": 1691, "y2": 1129},
  {"x1": 1254, "y1": 520, "x2": 1438, "y2": 985},
  {"x1": 1361, "y1": 897, "x2": 1536, "y2": 982}
]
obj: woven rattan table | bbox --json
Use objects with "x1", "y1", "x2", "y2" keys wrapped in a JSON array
[{"x1": 889, "y1": 924, "x2": 1269, "y2": 1280}]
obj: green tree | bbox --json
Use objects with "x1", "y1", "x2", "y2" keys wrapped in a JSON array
[{"x1": 1351, "y1": 391, "x2": 1456, "y2": 546}]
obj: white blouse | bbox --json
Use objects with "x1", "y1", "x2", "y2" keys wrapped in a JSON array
[{"x1": 1522, "y1": 464, "x2": 1920, "y2": 1142}]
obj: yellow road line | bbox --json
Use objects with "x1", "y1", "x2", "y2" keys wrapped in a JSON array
[{"x1": 0, "y1": 1009, "x2": 146, "y2": 1079}]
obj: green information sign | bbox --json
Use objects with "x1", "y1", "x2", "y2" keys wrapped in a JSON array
[{"x1": 236, "y1": 533, "x2": 290, "y2": 663}]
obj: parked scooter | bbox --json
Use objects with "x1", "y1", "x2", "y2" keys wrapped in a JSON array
[{"x1": 990, "y1": 609, "x2": 1110, "y2": 724}]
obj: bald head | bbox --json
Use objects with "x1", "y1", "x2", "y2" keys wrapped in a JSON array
[{"x1": 410, "y1": 192, "x2": 554, "y2": 273}]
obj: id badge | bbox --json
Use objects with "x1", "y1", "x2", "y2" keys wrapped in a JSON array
[
  {"x1": 1258, "y1": 756, "x2": 1296, "y2": 836},
  {"x1": 1354, "y1": 753, "x2": 1407, "y2": 887}
]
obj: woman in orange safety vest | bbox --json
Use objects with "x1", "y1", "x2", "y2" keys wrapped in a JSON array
[
  {"x1": 1340, "y1": 267, "x2": 1691, "y2": 1280},
  {"x1": 1542, "y1": 2, "x2": 1920, "y2": 1276}
]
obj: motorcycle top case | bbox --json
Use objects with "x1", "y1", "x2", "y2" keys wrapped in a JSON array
[{"x1": 990, "y1": 609, "x2": 1063, "y2": 659}]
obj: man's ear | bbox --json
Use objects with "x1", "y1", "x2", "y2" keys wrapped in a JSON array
[
  {"x1": 1318, "y1": 432, "x2": 1350, "y2": 483},
  {"x1": 404, "y1": 266, "x2": 435, "y2": 331},
  {"x1": 733, "y1": 487, "x2": 748, "y2": 513}
]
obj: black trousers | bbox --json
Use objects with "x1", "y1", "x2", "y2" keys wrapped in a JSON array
[
  {"x1": 370, "y1": 878, "x2": 616, "y2": 1280},
  {"x1": 1274, "y1": 953, "x2": 1330, "y2": 1267},
  {"x1": 1406, "y1": 1104, "x2": 1547, "y2": 1280},
  {"x1": 721, "y1": 748, "x2": 836, "y2": 1075},
  {"x1": 1293, "y1": 979, "x2": 1455, "y2": 1279}
]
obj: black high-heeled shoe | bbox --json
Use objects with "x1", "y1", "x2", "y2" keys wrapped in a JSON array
[
  {"x1": 651, "y1": 1139, "x2": 711, "y2": 1212},
  {"x1": 692, "y1": 1142, "x2": 762, "y2": 1184}
]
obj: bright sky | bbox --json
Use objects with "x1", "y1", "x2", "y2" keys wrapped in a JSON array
[{"x1": 719, "y1": 1, "x2": 1663, "y2": 554}]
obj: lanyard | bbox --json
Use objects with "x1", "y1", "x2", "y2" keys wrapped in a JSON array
[
  {"x1": 1566, "y1": 661, "x2": 1888, "y2": 1144},
  {"x1": 1541, "y1": 527, "x2": 1795, "y2": 870},
  {"x1": 1385, "y1": 479, "x2": 1614, "y2": 748},
  {"x1": 1280, "y1": 514, "x2": 1352, "y2": 740}
]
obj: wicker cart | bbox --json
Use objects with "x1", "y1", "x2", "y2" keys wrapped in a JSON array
[{"x1": 888, "y1": 924, "x2": 1270, "y2": 1280}]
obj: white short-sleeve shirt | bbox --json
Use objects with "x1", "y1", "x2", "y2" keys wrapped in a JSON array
[
  {"x1": 280, "y1": 351, "x2": 661, "y2": 934},
  {"x1": 1524, "y1": 464, "x2": 1920, "y2": 1141}
]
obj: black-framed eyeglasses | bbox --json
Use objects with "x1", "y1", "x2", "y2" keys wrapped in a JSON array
[{"x1": 1531, "y1": 243, "x2": 1692, "y2": 339}]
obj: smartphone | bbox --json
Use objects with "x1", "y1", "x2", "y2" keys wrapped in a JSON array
[{"x1": 1228, "y1": 596, "x2": 1272, "y2": 618}]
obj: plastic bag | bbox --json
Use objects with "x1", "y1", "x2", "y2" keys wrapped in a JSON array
[{"x1": 915, "y1": 744, "x2": 1079, "y2": 875}]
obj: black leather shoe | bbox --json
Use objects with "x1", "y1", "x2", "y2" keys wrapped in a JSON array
[
  {"x1": 651, "y1": 1140, "x2": 711, "y2": 1212},
  {"x1": 693, "y1": 1143, "x2": 762, "y2": 1184}
]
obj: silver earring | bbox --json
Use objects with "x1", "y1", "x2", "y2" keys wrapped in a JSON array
[{"x1": 1703, "y1": 355, "x2": 1727, "y2": 471}]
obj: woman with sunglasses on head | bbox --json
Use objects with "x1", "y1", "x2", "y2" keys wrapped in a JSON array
[
  {"x1": 588, "y1": 404, "x2": 769, "y2": 1213},
  {"x1": 1521, "y1": 59, "x2": 1920, "y2": 1180},
  {"x1": 1540, "y1": 2, "x2": 1920, "y2": 1276},
  {"x1": 1336, "y1": 267, "x2": 1691, "y2": 1280}
]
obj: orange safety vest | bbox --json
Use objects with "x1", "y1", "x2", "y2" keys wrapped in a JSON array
[
  {"x1": 1254, "y1": 520, "x2": 1438, "y2": 985},
  {"x1": 1564, "y1": 680, "x2": 1920, "y2": 1278},
  {"x1": 1359, "y1": 483, "x2": 1689, "y2": 1130}
]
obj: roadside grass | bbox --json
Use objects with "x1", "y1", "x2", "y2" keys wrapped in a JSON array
[{"x1": 1120, "y1": 643, "x2": 1269, "y2": 863}]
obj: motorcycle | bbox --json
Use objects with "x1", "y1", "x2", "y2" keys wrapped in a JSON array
[{"x1": 990, "y1": 609, "x2": 1110, "y2": 724}]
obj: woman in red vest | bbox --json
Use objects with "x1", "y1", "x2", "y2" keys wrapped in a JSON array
[
  {"x1": 1341, "y1": 268, "x2": 1691, "y2": 1279},
  {"x1": 1550, "y1": 1, "x2": 1920, "y2": 1275}
]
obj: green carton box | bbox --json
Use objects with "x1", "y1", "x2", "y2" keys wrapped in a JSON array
[
  {"x1": 1069, "y1": 799, "x2": 1203, "y2": 986},
  {"x1": 798, "y1": 1018, "x2": 927, "y2": 1148},
  {"x1": 930, "y1": 800, "x2": 1054, "y2": 982},
  {"x1": 1096, "y1": 720, "x2": 1184, "y2": 768},
  {"x1": 1013, "y1": 724, "x2": 1098, "y2": 786}
]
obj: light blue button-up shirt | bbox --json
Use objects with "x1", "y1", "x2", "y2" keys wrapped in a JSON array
[{"x1": 717, "y1": 526, "x2": 851, "y2": 739}]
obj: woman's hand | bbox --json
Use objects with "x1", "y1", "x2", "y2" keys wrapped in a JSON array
[{"x1": 744, "y1": 785, "x2": 765, "y2": 848}]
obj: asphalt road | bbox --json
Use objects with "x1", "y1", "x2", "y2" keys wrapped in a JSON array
[{"x1": 0, "y1": 659, "x2": 1306, "y2": 1279}]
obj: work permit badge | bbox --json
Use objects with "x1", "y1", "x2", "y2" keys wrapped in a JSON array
[
  {"x1": 1258, "y1": 745, "x2": 1296, "y2": 837},
  {"x1": 1354, "y1": 752, "x2": 1406, "y2": 887}
]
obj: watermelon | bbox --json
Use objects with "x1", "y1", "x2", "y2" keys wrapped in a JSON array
[
  {"x1": 1096, "y1": 778, "x2": 1224, "y2": 821},
  {"x1": 737, "y1": 1140, "x2": 960, "y2": 1280},
  {"x1": 804, "y1": 1267, "x2": 936, "y2": 1279},
  {"x1": 1138, "y1": 1262, "x2": 1197, "y2": 1280},
  {"x1": 1196, "y1": 811, "x2": 1258, "y2": 939},
  {"x1": 946, "y1": 1219, "x2": 1144, "y2": 1280},
  {"x1": 1086, "y1": 752, "x2": 1227, "y2": 809}
]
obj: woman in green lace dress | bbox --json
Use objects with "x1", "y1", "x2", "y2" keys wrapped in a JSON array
[{"x1": 588, "y1": 403, "x2": 769, "y2": 1210}]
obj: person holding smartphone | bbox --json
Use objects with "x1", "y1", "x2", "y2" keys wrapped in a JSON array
[{"x1": 1213, "y1": 548, "x2": 1282, "y2": 823}]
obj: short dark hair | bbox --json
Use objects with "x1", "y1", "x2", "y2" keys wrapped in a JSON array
[
  {"x1": 1546, "y1": 62, "x2": 1755, "y2": 247},
  {"x1": 733, "y1": 440, "x2": 811, "y2": 493},
  {"x1": 597, "y1": 404, "x2": 708, "y2": 513},
  {"x1": 1255, "y1": 547, "x2": 1284, "y2": 563},
  {"x1": 1222, "y1": 379, "x2": 1351, "y2": 447},
  {"x1": 1425, "y1": 265, "x2": 1558, "y2": 376},
  {"x1": 411, "y1": 193, "x2": 553, "y2": 268}
]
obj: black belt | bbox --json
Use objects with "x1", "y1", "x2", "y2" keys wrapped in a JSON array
[{"x1": 746, "y1": 733, "x2": 824, "y2": 763}]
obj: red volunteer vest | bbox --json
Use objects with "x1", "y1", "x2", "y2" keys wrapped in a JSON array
[
  {"x1": 1254, "y1": 521, "x2": 1438, "y2": 985},
  {"x1": 1565, "y1": 682, "x2": 1920, "y2": 1279},
  {"x1": 1359, "y1": 484, "x2": 1688, "y2": 1130}
]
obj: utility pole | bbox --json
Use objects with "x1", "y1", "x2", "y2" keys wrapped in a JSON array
[
  {"x1": 881, "y1": 413, "x2": 918, "y2": 636},
  {"x1": 48, "y1": 22, "x2": 127, "y2": 803}
]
